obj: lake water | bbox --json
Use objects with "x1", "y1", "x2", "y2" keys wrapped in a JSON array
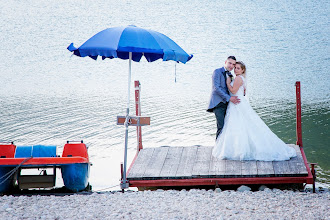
[{"x1": 0, "y1": 0, "x2": 329, "y2": 189}]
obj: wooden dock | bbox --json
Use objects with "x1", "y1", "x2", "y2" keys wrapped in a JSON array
[
  {"x1": 120, "y1": 81, "x2": 315, "y2": 191},
  {"x1": 127, "y1": 144, "x2": 313, "y2": 189}
]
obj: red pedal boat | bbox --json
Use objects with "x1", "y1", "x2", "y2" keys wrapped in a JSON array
[{"x1": 0, "y1": 141, "x2": 90, "y2": 193}]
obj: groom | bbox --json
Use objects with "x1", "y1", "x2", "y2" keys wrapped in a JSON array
[{"x1": 207, "y1": 56, "x2": 240, "y2": 139}]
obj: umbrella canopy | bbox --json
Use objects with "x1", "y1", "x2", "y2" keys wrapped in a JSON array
[
  {"x1": 67, "y1": 25, "x2": 192, "y2": 190},
  {"x1": 68, "y1": 25, "x2": 193, "y2": 63}
]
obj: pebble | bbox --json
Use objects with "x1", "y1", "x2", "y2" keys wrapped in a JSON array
[
  {"x1": 258, "y1": 185, "x2": 268, "y2": 191},
  {"x1": 0, "y1": 189, "x2": 329, "y2": 219},
  {"x1": 215, "y1": 188, "x2": 222, "y2": 193},
  {"x1": 237, "y1": 185, "x2": 251, "y2": 192}
]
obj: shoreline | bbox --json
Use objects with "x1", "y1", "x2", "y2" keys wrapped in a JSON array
[{"x1": 1, "y1": 188, "x2": 329, "y2": 219}]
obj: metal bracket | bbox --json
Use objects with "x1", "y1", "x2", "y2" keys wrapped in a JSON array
[{"x1": 117, "y1": 116, "x2": 150, "y2": 126}]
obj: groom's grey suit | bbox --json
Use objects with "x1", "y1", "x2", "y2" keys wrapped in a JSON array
[{"x1": 207, "y1": 67, "x2": 231, "y2": 138}]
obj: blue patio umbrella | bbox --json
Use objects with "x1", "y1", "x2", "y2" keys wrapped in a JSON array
[{"x1": 67, "y1": 25, "x2": 193, "y2": 189}]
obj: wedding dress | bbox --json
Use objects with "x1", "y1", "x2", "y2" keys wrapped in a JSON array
[{"x1": 212, "y1": 75, "x2": 297, "y2": 161}]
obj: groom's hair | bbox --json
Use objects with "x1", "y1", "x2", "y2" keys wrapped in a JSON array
[{"x1": 227, "y1": 56, "x2": 236, "y2": 60}]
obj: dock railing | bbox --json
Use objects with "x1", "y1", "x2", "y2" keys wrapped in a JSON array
[
  {"x1": 296, "y1": 81, "x2": 317, "y2": 192},
  {"x1": 135, "y1": 81, "x2": 143, "y2": 152},
  {"x1": 295, "y1": 81, "x2": 303, "y2": 147}
]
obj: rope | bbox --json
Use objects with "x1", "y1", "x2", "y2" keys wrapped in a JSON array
[
  {"x1": 175, "y1": 62, "x2": 177, "y2": 83},
  {"x1": 93, "y1": 184, "x2": 120, "y2": 192},
  {"x1": 124, "y1": 115, "x2": 130, "y2": 127},
  {"x1": 0, "y1": 157, "x2": 33, "y2": 186}
]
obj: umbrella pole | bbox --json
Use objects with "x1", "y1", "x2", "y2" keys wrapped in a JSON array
[{"x1": 121, "y1": 52, "x2": 132, "y2": 190}]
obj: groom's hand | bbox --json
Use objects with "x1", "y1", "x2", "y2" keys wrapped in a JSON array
[{"x1": 230, "y1": 96, "x2": 240, "y2": 104}]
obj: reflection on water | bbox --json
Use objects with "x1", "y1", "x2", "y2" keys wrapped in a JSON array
[{"x1": 0, "y1": 0, "x2": 329, "y2": 189}]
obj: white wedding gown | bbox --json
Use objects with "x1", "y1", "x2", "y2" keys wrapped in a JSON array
[{"x1": 212, "y1": 75, "x2": 297, "y2": 161}]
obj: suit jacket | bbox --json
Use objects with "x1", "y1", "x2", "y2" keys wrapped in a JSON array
[{"x1": 207, "y1": 67, "x2": 231, "y2": 112}]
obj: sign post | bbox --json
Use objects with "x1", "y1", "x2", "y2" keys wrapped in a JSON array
[{"x1": 117, "y1": 80, "x2": 150, "y2": 190}]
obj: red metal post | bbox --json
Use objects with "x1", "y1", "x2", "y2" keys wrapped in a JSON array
[
  {"x1": 310, "y1": 163, "x2": 317, "y2": 193},
  {"x1": 135, "y1": 81, "x2": 143, "y2": 151},
  {"x1": 295, "y1": 81, "x2": 303, "y2": 147}
]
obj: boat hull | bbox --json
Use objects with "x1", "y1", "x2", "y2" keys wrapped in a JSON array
[
  {"x1": 61, "y1": 163, "x2": 90, "y2": 192},
  {"x1": 0, "y1": 167, "x2": 15, "y2": 193}
]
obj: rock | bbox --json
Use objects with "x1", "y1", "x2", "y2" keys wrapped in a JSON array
[
  {"x1": 215, "y1": 188, "x2": 222, "y2": 193},
  {"x1": 272, "y1": 188, "x2": 283, "y2": 194},
  {"x1": 264, "y1": 188, "x2": 272, "y2": 193},
  {"x1": 237, "y1": 185, "x2": 251, "y2": 192},
  {"x1": 258, "y1": 185, "x2": 268, "y2": 191},
  {"x1": 0, "y1": 188, "x2": 328, "y2": 219},
  {"x1": 6, "y1": 208, "x2": 13, "y2": 212}
]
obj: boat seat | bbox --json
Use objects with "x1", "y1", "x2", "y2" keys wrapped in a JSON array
[
  {"x1": 15, "y1": 145, "x2": 57, "y2": 158},
  {"x1": 0, "y1": 143, "x2": 16, "y2": 158},
  {"x1": 62, "y1": 142, "x2": 88, "y2": 159}
]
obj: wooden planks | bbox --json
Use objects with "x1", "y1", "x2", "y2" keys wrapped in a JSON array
[
  {"x1": 209, "y1": 154, "x2": 226, "y2": 177},
  {"x1": 257, "y1": 161, "x2": 275, "y2": 177},
  {"x1": 143, "y1": 146, "x2": 169, "y2": 179},
  {"x1": 225, "y1": 160, "x2": 242, "y2": 177},
  {"x1": 288, "y1": 144, "x2": 308, "y2": 176},
  {"x1": 192, "y1": 146, "x2": 212, "y2": 178},
  {"x1": 273, "y1": 160, "x2": 291, "y2": 176},
  {"x1": 175, "y1": 146, "x2": 198, "y2": 178},
  {"x1": 127, "y1": 145, "x2": 308, "y2": 181},
  {"x1": 241, "y1": 161, "x2": 258, "y2": 177},
  {"x1": 159, "y1": 147, "x2": 183, "y2": 178},
  {"x1": 127, "y1": 148, "x2": 155, "y2": 179}
]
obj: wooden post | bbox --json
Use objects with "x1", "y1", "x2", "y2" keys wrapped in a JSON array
[
  {"x1": 295, "y1": 81, "x2": 303, "y2": 147},
  {"x1": 135, "y1": 81, "x2": 143, "y2": 151}
]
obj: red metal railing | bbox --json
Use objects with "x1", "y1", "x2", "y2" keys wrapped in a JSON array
[
  {"x1": 296, "y1": 81, "x2": 316, "y2": 191},
  {"x1": 295, "y1": 81, "x2": 303, "y2": 147},
  {"x1": 135, "y1": 81, "x2": 143, "y2": 151}
]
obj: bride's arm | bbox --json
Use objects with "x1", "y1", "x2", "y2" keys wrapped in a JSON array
[{"x1": 226, "y1": 76, "x2": 243, "y2": 94}]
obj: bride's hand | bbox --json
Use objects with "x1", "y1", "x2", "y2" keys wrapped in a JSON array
[{"x1": 226, "y1": 77, "x2": 231, "y2": 85}]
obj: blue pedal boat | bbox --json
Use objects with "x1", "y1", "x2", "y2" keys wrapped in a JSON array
[{"x1": 0, "y1": 141, "x2": 90, "y2": 193}]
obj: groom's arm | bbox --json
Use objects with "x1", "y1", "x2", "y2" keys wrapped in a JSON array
[{"x1": 212, "y1": 69, "x2": 231, "y2": 102}]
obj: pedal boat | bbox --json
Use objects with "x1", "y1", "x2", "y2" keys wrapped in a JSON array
[{"x1": 0, "y1": 141, "x2": 90, "y2": 193}]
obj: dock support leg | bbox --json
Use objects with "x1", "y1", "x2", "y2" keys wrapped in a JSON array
[
  {"x1": 310, "y1": 163, "x2": 317, "y2": 193},
  {"x1": 120, "y1": 52, "x2": 132, "y2": 191},
  {"x1": 120, "y1": 162, "x2": 125, "y2": 193}
]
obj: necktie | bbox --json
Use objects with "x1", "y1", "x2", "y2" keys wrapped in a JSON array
[{"x1": 225, "y1": 70, "x2": 233, "y2": 78}]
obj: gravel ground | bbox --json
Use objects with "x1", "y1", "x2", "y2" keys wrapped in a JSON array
[{"x1": 1, "y1": 188, "x2": 329, "y2": 219}]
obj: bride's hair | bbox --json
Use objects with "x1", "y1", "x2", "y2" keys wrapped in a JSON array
[
  {"x1": 236, "y1": 61, "x2": 247, "y2": 94},
  {"x1": 236, "y1": 61, "x2": 246, "y2": 78}
]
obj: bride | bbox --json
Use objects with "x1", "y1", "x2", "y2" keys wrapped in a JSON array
[{"x1": 212, "y1": 61, "x2": 297, "y2": 161}]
